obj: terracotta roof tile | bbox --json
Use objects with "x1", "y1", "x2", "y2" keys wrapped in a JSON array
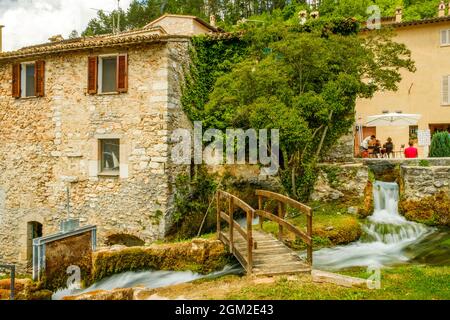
[{"x1": 0, "y1": 30, "x2": 190, "y2": 61}]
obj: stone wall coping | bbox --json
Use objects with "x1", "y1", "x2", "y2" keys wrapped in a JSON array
[
  {"x1": 32, "y1": 225, "x2": 97, "y2": 246},
  {"x1": 321, "y1": 158, "x2": 450, "y2": 167},
  {"x1": 402, "y1": 165, "x2": 450, "y2": 169}
]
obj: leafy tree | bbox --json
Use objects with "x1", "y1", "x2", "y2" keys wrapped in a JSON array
[
  {"x1": 429, "y1": 131, "x2": 450, "y2": 157},
  {"x1": 81, "y1": 0, "x2": 448, "y2": 37},
  {"x1": 200, "y1": 16, "x2": 415, "y2": 200}
]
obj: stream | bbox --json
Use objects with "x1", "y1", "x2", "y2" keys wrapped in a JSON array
[
  {"x1": 52, "y1": 264, "x2": 243, "y2": 300},
  {"x1": 312, "y1": 181, "x2": 448, "y2": 270},
  {"x1": 54, "y1": 181, "x2": 448, "y2": 299}
]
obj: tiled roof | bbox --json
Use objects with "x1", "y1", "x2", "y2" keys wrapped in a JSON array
[
  {"x1": 0, "y1": 28, "x2": 190, "y2": 61},
  {"x1": 204, "y1": 31, "x2": 244, "y2": 40},
  {"x1": 362, "y1": 15, "x2": 450, "y2": 31}
]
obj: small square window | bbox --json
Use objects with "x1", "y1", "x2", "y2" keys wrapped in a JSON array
[
  {"x1": 100, "y1": 57, "x2": 117, "y2": 93},
  {"x1": 100, "y1": 139, "x2": 120, "y2": 174}
]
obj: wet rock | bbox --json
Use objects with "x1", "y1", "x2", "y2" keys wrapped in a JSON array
[{"x1": 347, "y1": 207, "x2": 359, "y2": 215}]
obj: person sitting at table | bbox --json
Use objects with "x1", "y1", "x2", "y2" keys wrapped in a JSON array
[
  {"x1": 360, "y1": 135, "x2": 376, "y2": 157},
  {"x1": 404, "y1": 141, "x2": 418, "y2": 158},
  {"x1": 383, "y1": 137, "x2": 394, "y2": 158},
  {"x1": 373, "y1": 139, "x2": 382, "y2": 158}
]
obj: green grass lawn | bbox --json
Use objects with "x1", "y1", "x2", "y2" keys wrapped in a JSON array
[{"x1": 225, "y1": 265, "x2": 450, "y2": 300}]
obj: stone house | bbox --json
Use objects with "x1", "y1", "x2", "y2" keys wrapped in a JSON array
[{"x1": 0, "y1": 14, "x2": 219, "y2": 269}]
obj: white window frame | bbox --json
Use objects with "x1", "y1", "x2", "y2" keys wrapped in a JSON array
[
  {"x1": 20, "y1": 61, "x2": 36, "y2": 98},
  {"x1": 98, "y1": 137, "x2": 121, "y2": 176},
  {"x1": 441, "y1": 29, "x2": 450, "y2": 46},
  {"x1": 98, "y1": 54, "x2": 118, "y2": 94}
]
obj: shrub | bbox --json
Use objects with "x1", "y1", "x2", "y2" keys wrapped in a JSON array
[
  {"x1": 429, "y1": 132, "x2": 450, "y2": 157},
  {"x1": 400, "y1": 192, "x2": 450, "y2": 226},
  {"x1": 419, "y1": 159, "x2": 430, "y2": 167}
]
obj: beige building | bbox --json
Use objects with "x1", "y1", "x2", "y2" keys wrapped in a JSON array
[
  {"x1": 0, "y1": 15, "x2": 219, "y2": 269},
  {"x1": 356, "y1": 9, "x2": 450, "y2": 158}
]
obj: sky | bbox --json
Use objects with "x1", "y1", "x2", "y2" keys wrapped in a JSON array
[{"x1": 0, "y1": 0, "x2": 133, "y2": 51}]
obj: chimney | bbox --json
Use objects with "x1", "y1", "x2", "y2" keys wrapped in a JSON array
[
  {"x1": 210, "y1": 15, "x2": 216, "y2": 28},
  {"x1": 48, "y1": 34, "x2": 64, "y2": 42},
  {"x1": 298, "y1": 10, "x2": 307, "y2": 25},
  {"x1": 0, "y1": 25, "x2": 4, "y2": 53},
  {"x1": 395, "y1": 7, "x2": 403, "y2": 23},
  {"x1": 439, "y1": 1, "x2": 446, "y2": 17},
  {"x1": 310, "y1": 11, "x2": 319, "y2": 19}
]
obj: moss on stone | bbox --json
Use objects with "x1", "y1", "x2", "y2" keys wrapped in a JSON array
[
  {"x1": 90, "y1": 239, "x2": 232, "y2": 284},
  {"x1": 259, "y1": 201, "x2": 363, "y2": 250},
  {"x1": 0, "y1": 278, "x2": 52, "y2": 300},
  {"x1": 399, "y1": 192, "x2": 450, "y2": 226},
  {"x1": 359, "y1": 181, "x2": 374, "y2": 218}
]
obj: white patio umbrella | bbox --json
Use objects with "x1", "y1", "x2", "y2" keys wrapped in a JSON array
[{"x1": 366, "y1": 113, "x2": 421, "y2": 126}]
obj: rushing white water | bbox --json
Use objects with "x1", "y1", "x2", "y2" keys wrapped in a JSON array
[
  {"x1": 312, "y1": 181, "x2": 433, "y2": 270},
  {"x1": 52, "y1": 264, "x2": 242, "y2": 300}
]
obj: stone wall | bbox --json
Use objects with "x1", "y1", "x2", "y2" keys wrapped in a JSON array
[
  {"x1": 0, "y1": 40, "x2": 192, "y2": 269},
  {"x1": 311, "y1": 163, "x2": 369, "y2": 203},
  {"x1": 321, "y1": 131, "x2": 355, "y2": 163},
  {"x1": 402, "y1": 166, "x2": 450, "y2": 200},
  {"x1": 312, "y1": 160, "x2": 450, "y2": 221}
]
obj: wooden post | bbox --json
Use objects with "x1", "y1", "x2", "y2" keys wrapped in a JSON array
[
  {"x1": 216, "y1": 192, "x2": 221, "y2": 239},
  {"x1": 228, "y1": 197, "x2": 234, "y2": 253},
  {"x1": 277, "y1": 201, "x2": 284, "y2": 241},
  {"x1": 247, "y1": 209, "x2": 253, "y2": 274},
  {"x1": 258, "y1": 195, "x2": 263, "y2": 230},
  {"x1": 307, "y1": 209, "x2": 313, "y2": 265}
]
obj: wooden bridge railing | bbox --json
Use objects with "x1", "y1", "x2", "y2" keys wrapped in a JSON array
[
  {"x1": 216, "y1": 190, "x2": 254, "y2": 273},
  {"x1": 255, "y1": 190, "x2": 313, "y2": 265},
  {"x1": 216, "y1": 189, "x2": 313, "y2": 275}
]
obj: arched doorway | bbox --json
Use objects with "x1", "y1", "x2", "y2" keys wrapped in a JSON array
[{"x1": 27, "y1": 221, "x2": 43, "y2": 262}]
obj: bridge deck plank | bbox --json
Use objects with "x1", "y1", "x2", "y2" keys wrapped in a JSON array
[{"x1": 220, "y1": 230, "x2": 310, "y2": 276}]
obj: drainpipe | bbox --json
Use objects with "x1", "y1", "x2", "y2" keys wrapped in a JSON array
[{"x1": 0, "y1": 25, "x2": 4, "y2": 53}]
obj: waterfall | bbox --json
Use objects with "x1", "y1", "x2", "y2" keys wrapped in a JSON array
[{"x1": 312, "y1": 181, "x2": 432, "y2": 270}]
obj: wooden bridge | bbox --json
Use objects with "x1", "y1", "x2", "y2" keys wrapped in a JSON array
[{"x1": 216, "y1": 190, "x2": 313, "y2": 276}]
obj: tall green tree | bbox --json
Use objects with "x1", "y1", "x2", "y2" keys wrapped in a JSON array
[{"x1": 201, "y1": 16, "x2": 415, "y2": 200}]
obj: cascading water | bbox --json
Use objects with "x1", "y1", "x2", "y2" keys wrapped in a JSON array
[
  {"x1": 52, "y1": 264, "x2": 243, "y2": 300},
  {"x1": 313, "y1": 181, "x2": 433, "y2": 270}
]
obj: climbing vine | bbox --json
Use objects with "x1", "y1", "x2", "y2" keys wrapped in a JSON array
[{"x1": 181, "y1": 34, "x2": 249, "y2": 123}]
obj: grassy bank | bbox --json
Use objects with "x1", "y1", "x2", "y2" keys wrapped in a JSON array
[
  {"x1": 142, "y1": 265, "x2": 450, "y2": 300},
  {"x1": 257, "y1": 201, "x2": 362, "y2": 250}
]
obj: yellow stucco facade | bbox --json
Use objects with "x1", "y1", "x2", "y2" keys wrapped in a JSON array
[{"x1": 356, "y1": 20, "x2": 450, "y2": 157}]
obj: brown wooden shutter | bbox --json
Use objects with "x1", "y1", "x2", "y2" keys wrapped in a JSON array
[
  {"x1": 12, "y1": 64, "x2": 21, "y2": 98},
  {"x1": 87, "y1": 56, "x2": 98, "y2": 94},
  {"x1": 35, "y1": 60, "x2": 45, "y2": 97},
  {"x1": 116, "y1": 54, "x2": 128, "y2": 93}
]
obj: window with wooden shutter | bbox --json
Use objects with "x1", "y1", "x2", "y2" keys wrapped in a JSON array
[
  {"x1": 116, "y1": 54, "x2": 128, "y2": 93},
  {"x1": 87, "y1": 56, "x2": 98, "y2": 94},
  {"x1": 442, "y1": 75, "x2": 450, "y2": 105},
  {"x1": 12, "y1": 64, "x2": 21, "y2": 98},
  {"x1": 35, "y1": 60, "x2": 45, "y2": 97}
]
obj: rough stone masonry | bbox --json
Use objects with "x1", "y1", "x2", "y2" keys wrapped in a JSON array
[{"x1": 0, "y1": 15, "x2": 215, "y2": 270}]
